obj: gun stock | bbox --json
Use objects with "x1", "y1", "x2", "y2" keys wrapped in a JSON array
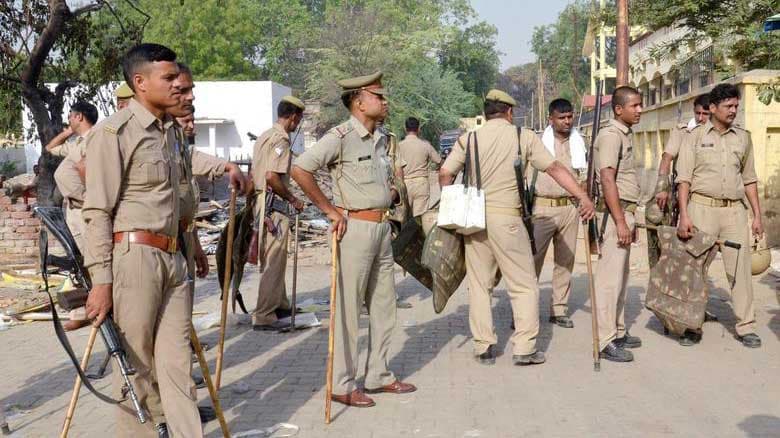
[{"x1": 514, "y1": 153, "x2": 536, "y2": 255}]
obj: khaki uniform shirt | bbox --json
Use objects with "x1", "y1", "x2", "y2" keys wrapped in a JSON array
[
  {"x1": 441, "y1": 118, "x2": 555, "y2": 210},
  {"x1": 172, "y1": 128, "x2": 227, "y2": 223},
  {"x1": 594, "y1": 119, "x2": 641, "y2": 203},
  {"x1": 531, "y1": 137, "x2": 581, "y2": 198},
  {"x1": 82, "y1": 98, "x2": 181, "y2": 284},
  {"x1": 50, "y1": 135, "x2": 83, "y2": 158},
  {"x1": 398, "y1": 134, "x2": 440, "y2": 179},
  {"x1": 252, "y1": 123, "x2": 291, "y2": 193},
  {"x1": 662, "y1": 123, "x2": 690, "y2": 158},
  {"x1": 294, "y1": 116, "x2": 393, "y2": 210},
  {"x1": 675, "y1": 121, "x2": 757, "y2": 201},
  {"x1": 53, "y1": 150, "x2": 85, "y2": 208}
]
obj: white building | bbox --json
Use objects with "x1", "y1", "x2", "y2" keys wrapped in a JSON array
[{"x1": 23, "y1": 81, "x2": 294, "y2": 171}]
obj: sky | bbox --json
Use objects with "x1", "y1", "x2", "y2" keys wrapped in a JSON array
[{"x1": 471, "y1": 0, "x2": 574, "y2": 71}]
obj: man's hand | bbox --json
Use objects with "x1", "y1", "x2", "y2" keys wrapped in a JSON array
[
  {"x1": 677, "y1": 215, "x2": 694, "y2": 240},
  {"x1": 290, "y1": 197, "x2": 305, "y2": 212},
  {"x1": 616, "y1": 219, "x2": 633, "y2": 247},
  {"x1": 655, "y1": 190, "x2": 669, "y2": 210},
  {"x1": 194, "y1": 237, "x2": 209, "y2": 278},
  {"x1": 225, "y1": 162, "x2": 252, "y2": 196},
  {"x1": 86, "y1": 284, "x2": 113, "y2": 327},
  {"x1": 576, "y1": 196, "x2": 595, "y2": 221},
  {"x1": 752, "y1": 216, "x2": 764, "y2": 238},
  {"x1": 327, "y1": 209, "x2": 348, "y2": 241},
  {"x1": 61, "y1": 126, "x2": 74, "y2": 138}
]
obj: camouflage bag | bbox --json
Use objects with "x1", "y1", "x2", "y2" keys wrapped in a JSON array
[
  {"x1": 421, "y1": 223, "x2": 466, "y2": 313},
  {"x1": 645, "y1": 225, "x2": 719, "y2": 335},
  {"x1": 391, "y1": 217, "x2": 433, "y2": 290}
]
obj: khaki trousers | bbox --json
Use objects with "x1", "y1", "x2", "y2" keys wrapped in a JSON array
[
  {"x1": 64, "y1": 200, "x2": 85, "y2": 253},
  {"x1": 253, "y1": 212, "x2": 291, "y2": 325},
  {"x1": 594, "y1": 211, "x2": 635, "y2": 350},
  {"x1": 404, "y1": 177, "x2": 430, "y2": 217},
  {"x1": 332, "y1": 219, "x2": 397, "y2": 394},
  {"x1": 531, "y1": 204, "x2": 579, "y2": 317},
  {"x1": 689, "y1": 201, "x2": 755, "y2": 335},
  {"x1": 112, "y1": 241, "x2": 201, "y2": 438},
  {"x1": 464, "y1": 213, "x2": 539, "y2": 356}
]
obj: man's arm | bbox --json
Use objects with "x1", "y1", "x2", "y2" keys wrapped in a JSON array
[
  {"x1": 290, "y1": 166, "x2": 346, "y2": 239},
  {"x1": 676, "y1": 181, "x2": 693, "y2": 239},
  {"x1": 266, "y1": 171, "x2": 303, "y2": 211},
  {"x1": 600, "y1": 167, "x2": 632, "y2": 246},
  {"x1": 745, "y1": 183, "x2": 763, "y2": 237},
  {"x1": 44, "y1": 127, "x2": 73, "y2": 155},
  {"x1": 439, "y1": 168, "x2": 456, "y2": 187},
  {"x1": 191, "y1": 149, "x2": 250, "y2": 195},
  {"x1": 82, "y1": 127, "x2": 124, "y2": 326},
  {"x1": 675, "y1": 131, "x2": 696, "y2": 239},
  {"x1": 546, "y1": 162, "x2": 595, "y2": 220}
]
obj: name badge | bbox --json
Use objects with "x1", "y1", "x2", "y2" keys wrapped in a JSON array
[
  {"x1": 700, "y1": 143, "x2": 714, "y2": 148},
  {"x1": 358, "y1": 155, "x2": 372, "y2": 162}
]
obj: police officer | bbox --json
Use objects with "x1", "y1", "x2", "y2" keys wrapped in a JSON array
[
  {"x1": 397, "y1": 117, "x2": 441, "y2": 217},
  {"x1": 648, "y1": 94, "x2": 711, "y2": 268},
  {"x1": 676, "y1": 83, "x2": 764, "y2": 349},
  {"x1": 439, "y1": 89, "x2": 594, "y2": 366},
  {"x1": 291, "y1": 72, "x2": 416, "y2": 408},
  {"x1": 50, "y1": 101, "x2": 98, "y2": 251},
  {"x1": 116, "y1": 82, "x2": 134, "y2": 110},
  {"x1": 593, "y1": 86, "x2": 644, "y2": 363},
  {"x1": 251, "y1": 95, "x2": 306, "y2": 331},
  {"x1": 530, "y1": 98, "x2": 587, "y2": 329},
  {"x1": 83, "y1": 43, "x2": 208, "y2": 437}
]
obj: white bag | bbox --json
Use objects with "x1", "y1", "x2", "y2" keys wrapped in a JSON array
[{"x1": 437, "y1": 132, "x2": 485, "y2": 235}]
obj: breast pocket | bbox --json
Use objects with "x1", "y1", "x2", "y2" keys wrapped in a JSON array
[
  {"x1": 696, "y1": 146, "x2": 719, "y2": 165},
  {"x1": 355, "y1": 159, "x2": 376, "y2": 184},
  {"x1": 129, "y1": 151, "x2": 168, "y2": 186},
  {"x1": 729, "y1": 144, "x2": 746, "y2": 168}
]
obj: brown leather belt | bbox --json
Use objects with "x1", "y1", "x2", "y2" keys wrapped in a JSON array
[
  {"x1": 534, "y1": 196, "x2": 573, "y2": 208},
  {"x1": 691, "y1": 193, "x2": 741, "y2": 208},
  {"x1": 113, "y1": 231, "x2": 178, "y2": 253},
  {"x1": 334, "y1": 207, "x2": 388, "y2": 223}
]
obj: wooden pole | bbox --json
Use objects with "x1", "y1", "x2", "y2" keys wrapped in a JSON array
[
  {"x1": 215, "y1": 188, "x2": 238, "y2": 390},
  {"x1": 291, "y1": 214, "x2": 300, "y2": 330},
  {"x1": 325, "y1": 234, "x2": 338, "y2": 424},
  {"x1": 60, "y1": 325, "x2": 99, "y2": 438},
  {"x1": 583, "y1": 224, "x2": 601, "y2": 372},
  {"x1": 616, "y1": 0, "x2": 629, "y2": 86},
  {"x1": 191, "y1": 328, "x2": 230, "y2": 438}
]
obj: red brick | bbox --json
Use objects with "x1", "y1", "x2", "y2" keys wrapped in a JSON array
[
  {"x1": 0, "y1": 197, "x2": 11, "y2": 206},
  {"x1": 0, "y1": 240, "x2": 14, "y2": 248},
  {"x1": 15, "y1": 226, "x2": 37, "y2": 234},
  {"x1": 9, "y1": 203, "x2": 30, "y2": 212},
  {"x1": 10, "y1": 212, "x2": 32, "y2": 219},
  {"x1": 0, "y1": 212, "x2": 10, "y2": 219},
  {"x1": 16, "y1": 239, "x2": 35, "y2": 247},
  {"x1": 6, "y1": 219, "x2": 24, "y2": 226},
  {"x1": 17, "y1": 232, "x2": 37, "y2": 240},
  {"x1": 22, "y1": 247, "x2": 38, "y2": 255},
  {"x1": 24, "y1": 218, "x2": 40, "y2": 226}
]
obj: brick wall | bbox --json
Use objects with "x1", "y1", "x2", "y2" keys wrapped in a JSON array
[{"x1": 0, "y1": 190, "x2": 39, "y2": 266}]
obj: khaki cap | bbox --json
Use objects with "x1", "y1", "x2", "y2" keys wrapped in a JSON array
[
  {"x1": 485, "y1": 89, "x2": 516, "y2": 107},
  {"x1": 115, "y1": 82, "x2": 134, "y2": 99},
  {"x1": 281, "y1": 95, "x2": 305, "y2": 110},
  {"x1": 337, "y1": 71, "x2": 386, "y2": 96}
]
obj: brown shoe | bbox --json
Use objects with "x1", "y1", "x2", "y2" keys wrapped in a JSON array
[
  {"x1": 365, "y1": 380, "x2": 417, "y2": 394},
  {"x1": 331, "y1": 390, "x2": 375, "y2": 408}
]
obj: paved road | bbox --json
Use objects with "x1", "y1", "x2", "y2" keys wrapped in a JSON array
[{"x1": 1, "y1": 238, "x2": 779, "y2": 437}]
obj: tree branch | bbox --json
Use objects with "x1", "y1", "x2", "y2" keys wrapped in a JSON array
[{"x1": 70, "y1": 2, "x2": 104, "y2": 16}]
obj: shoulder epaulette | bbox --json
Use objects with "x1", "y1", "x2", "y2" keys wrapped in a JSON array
[
  {"x1": 330, "y1": 121, "x2": 354, "y2": 138},
  {"x1": 102, "y1": 108, "x2": 133, "y2": 134},
  {"x1": 677, "y1": 122, "x2": 688, "y2": 130}
]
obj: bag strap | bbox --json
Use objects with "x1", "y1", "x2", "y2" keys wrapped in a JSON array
[
  {"x1": 473, "y1": 131, "x2": 482, "y2": 190},
  {"x1": 463, "y1": 132, "x2": 472, "y2": 189}
]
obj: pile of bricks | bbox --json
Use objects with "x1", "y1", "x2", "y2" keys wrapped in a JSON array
[{"x1": 0, "y1": 188, "x2": 39, "y2": 266}]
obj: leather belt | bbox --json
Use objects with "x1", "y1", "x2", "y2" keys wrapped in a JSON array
[
  {"x1": 596, "y1": 199, "x2": 638, "y2": 214},
  {"x1": 113, "y1": 231, "x2": 178, "y2": 253},
  {"x1": 691, "y1": 193, "x2": 741, "y2": 208},
  {"x1": 335, "y1": 207, "x2": 388, "y2": 223},
  {"x1": 534, "y1": 196, "x2": 573, "y2": 208},
  {"x1": 485, "y1": 206, "x2": 521, "y2": 217}
]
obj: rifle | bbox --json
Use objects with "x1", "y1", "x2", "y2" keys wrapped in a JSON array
[
  {"x1": 514, "y1": 128, "x2": 536, "y2": 255},
  {"x1": 585, "y1": 81, "x2": 604, "y2": 254},
  {"x1": 669, "y1": 166, "x2": 679, "y2": 226},
  {"x1": 34, "y1": 207, "x2": 147, "y2": 424}
]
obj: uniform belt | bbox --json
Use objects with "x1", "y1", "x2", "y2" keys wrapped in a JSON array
[
  {"x1": 690, "y1": 193, "x2": 741, "y2": 208},
  {"x1": 67, "y1": 198, "x2": 84, "y2": 209},
  {"x1": 596, "y1": 199, "x2": 638, "y2": 214},
  {"x1": 534, "y1": 196, "x2": 573, "y2": 208},
  {"x1": 113, "y1": 231, "x2": 178, "y2": 253},
  {"x1": 404, "y1": 175, "x2": 428, "y2": 181},
  {"x1": 334, "y1": 207, "x2": 388, "y2": 223},
  {"x1": 485, "y1": 206, "x2": 522, "y2": 217}
]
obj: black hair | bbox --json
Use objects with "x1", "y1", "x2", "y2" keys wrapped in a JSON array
[
  {"x1": 122, "y1": 43, "x2": 177, "y2": 91},
  {"x1": 277, "y1": 100, "x2": 304, "y2": 119},
  {"x1": 548, "y1": 98, "x2": 573, "y2": 116},
  {"x1": 612, "y1": 86, "x2": 641, "y2": 111},
  {"x1": 70, "y1": 101, "x2": 98, "y2": 125},
  {"x1": 176, "y1": 62, "x2": 192, "y2": 78},
  {"x1": 405, "y1": 117, "x2": 420, "y2": 131},
  {"x1": 341, "y1": 90, "x2": 359, "y2": 109},
  {"x1": 708, "y1": 83, "x2": 740, "y2": 106},
  {"x1": 483, "y1": 100, "x2": 511, "y2": 119},
  {"x1": 693, "y1": 94, "x2": 710, "y2": 109}
]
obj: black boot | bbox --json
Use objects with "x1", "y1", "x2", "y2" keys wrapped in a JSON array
[
  {"x1": 678, "y1": 330, "x2": 700, "y2": 347},
  {"x1": 513, "y1": 351, "x2": 546, "y2": 366},
  {"x1": 548, "y1": 315, "x2": 574, "y2": 328},
  {"x1": 475, "y1": 345, "x2": 495, "y2": 365},
  {"x1": 198, "y1": 405, "x2": 217, "y2": 423},
  {"x1": 736, "y1": 333, "x2": 761, "y2": 348},
  {"x1": 614, "y1": 332, "x2": 642, "y2": 349},
  {"x1": 599, "y1": 341, "x2": 634, "y2": 362}
]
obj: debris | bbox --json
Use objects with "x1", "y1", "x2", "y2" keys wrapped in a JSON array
[
  {"x1": 275, "y1": 312, "x2": 321, "y2": 329},
  {"x1": 296, "y1": 298, "x2": 329, "y2": 313},
  {"x1": 233, "y1": 423, "x2": 299, "y2": 438},
  {"x1": 232, "y1": 382, "x2": 251, "y2": 394}
]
